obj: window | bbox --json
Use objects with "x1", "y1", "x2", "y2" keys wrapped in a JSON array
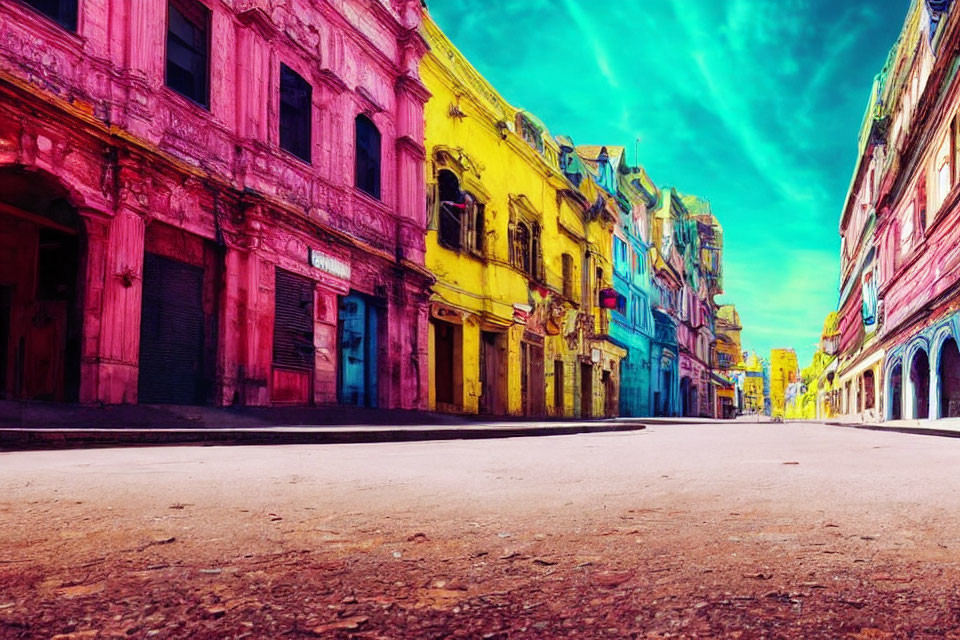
[
  {"x1": 515, "y1": 222, "x2": 532, "y2": 274},
  {"x1": 470, "y1": 200, "x2": 485, "y2": 253},
  {"x1": 899, "y1": 201, "x2": 915, "y2": 259},
  {"x1": 562, "y1": 253, "x2": 574, "y2": 299},
  {"x1": 21, "y1": 0, "x2": 77, "y2": 31},
  {"x1": 861, "y1": 269, "x2": 878, "y2": 327},
  {"x1": 582, "y1": 252, "x2": 592, "y2": 310},
  {"x1": 355, "y1": 115, "x2": 381, "y2": 199},
  {"x1": 633, "y1": 293, "x2": 648, "y2": 330},
  {"x1": 438, "y1": 170, "x2": 462, "y2": 249},
  {"x1": 166, "y1": 0, "x2": 210, "y2": 107},
  {"x1": 614, "y1": 237, "x2": 628, "y2": 275},
  {"x1": 932, "y1": 131, "x2": 953, "y2": 216},
  {"x1": 279, "y1": 64, "x2": 312, "y2": 163},
  {"x1": 437, "y1": 170, "x2": 484, "y2": 254},
  {"x1": 517, "y1": 114, "x2": 544, "y2": 153},
  {"x1": 511, "y1": 218, "x2": 542, "y2": 279},
  {"x1": 615, "y1": 294, "x2": 627, "y2": 316}
]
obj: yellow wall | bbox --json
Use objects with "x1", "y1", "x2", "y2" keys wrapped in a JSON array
[
  {"x1": 770, "y1": 349, "x2": 800, "y2": 419},
  {"x1": 421, "y1": 14, "x2": 621, "y2": 417},
  {"x1": 742, "y1": 353, "x2": 765, "y2": 414}
]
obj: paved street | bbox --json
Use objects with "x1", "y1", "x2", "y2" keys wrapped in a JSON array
[{"x1": 4, "y1": 421, "x2": 960, "y2": 638}]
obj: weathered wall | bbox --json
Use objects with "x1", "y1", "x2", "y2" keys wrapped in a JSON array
[{"x1": 0, "y1": 0, "x2": 431, "y2": 407}]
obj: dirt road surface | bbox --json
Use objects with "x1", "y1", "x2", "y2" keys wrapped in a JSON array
[{"x1": 4, "y1": 421, "x2": 960, "y2": 639}]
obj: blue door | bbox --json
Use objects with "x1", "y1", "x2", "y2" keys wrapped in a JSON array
[{"x1": 338, "y1": 292, "x2": 378, "y2": 407}]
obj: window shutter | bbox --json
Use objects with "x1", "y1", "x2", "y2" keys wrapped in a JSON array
[
  {"x1": 426, "y1": 182, "x2": 438, "y2": 231},
  {"x1": 462, "y1": 195, "x2": 476, "y2": 250},
  {"x1": 533, "y1": 224, "x2": 543, "y2": 281},
  {"x1": 474, "y1": 203, "x2": 485, "y2": 254}
]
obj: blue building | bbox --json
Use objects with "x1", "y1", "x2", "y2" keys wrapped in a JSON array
[{"x1": 609, "y1": 165, "x2": 659, "y2": 417}]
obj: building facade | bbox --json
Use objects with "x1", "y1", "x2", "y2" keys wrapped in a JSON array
[
  {"x1": 420, "y1": 14, "x2": 624, "y2": 418},
  {"x1": 715, "y1": 304, "x2": 744, "y2": 418},
  {"x1": 647, "y1": 189, "x2": 727, "y2": 418},
  {"x1": 610, "y1": 164, "x2": 658, "y2": 417},
  {"x1": 836, "y1": 0, "x2": 960, "y2": 422},
  {"x1": 742, "y1": 351, "x2": 766, "y2": 415},
  {"x1": 770, "y1": 348, "x2": 800, "y2": 419},
  {"x1": 0, "y1": 0, "x2": 431, "y2": 407}
]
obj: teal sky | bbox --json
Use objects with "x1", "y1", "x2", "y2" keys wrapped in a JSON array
[{"x1": 427, "y1": 0, "x2": 910, "y2": 366}]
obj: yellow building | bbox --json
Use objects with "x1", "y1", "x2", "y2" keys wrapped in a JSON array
[
  {"x1": 421, "y1": 14, "x2": 624, "y2": 417},
  {"x1": 715, "y1": 305, "x2": 744, "y2": 417},
  {"x1": 787, "y1": 312, "x2": 840, "y2": 420},
  {"x1": 742, "y1": 352, "x2": 765, "y2": 415},
  {"x1": 770, "y1": 348, "x2": 800, "y2": 419}
]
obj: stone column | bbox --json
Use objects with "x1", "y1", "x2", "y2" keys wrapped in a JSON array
[
  {"x1": 95, "y1": 208, "x2": 145, "y2": 403},
  {"x1": 931, "y1": 346, "x2": 942, "y2": 420},
  {"x1": 78, "y1": 212, "x2": 107, "y2": 404}
]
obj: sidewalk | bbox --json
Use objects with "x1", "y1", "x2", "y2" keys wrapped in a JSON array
[
  {"x1": 0, "y1": 401, "x2": 648, "y2": 451},
  {"x1": 827, "y1": 417, "x2": 960, "y2": 438}
]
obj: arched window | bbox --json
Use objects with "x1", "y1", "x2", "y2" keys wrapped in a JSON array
[
  {"x1": 437, "y1": 170, "x2": 462, "y2": 250},
  {"x1": 436, "y1": 169, "x2": 484, "y2": 254},
  {"x1": 355, "y1": 115, "x2": 381, "y2": 199},
  {"x1": 512, "y1": 220, "x2": 542, "y2": 279}
]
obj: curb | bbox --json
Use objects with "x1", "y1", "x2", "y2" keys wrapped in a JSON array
[
  {"x1": 0, "y1": 423, "x2": 647, "y2": 451},
  {"x1": 827, "y1": 421, "x2": 960, "y2": 439}
]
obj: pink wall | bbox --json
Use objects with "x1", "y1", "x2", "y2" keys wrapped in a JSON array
[{"x1": 0, "y1": 0, "x2": 432, "y2": 408}]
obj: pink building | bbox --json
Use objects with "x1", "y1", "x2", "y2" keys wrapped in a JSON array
[
  {"x1": 0, "y1": 0, "x2": 431, "y2": 408},
  {"x1": 837, "y1": 2, "x2": 960, "y2": 422}
]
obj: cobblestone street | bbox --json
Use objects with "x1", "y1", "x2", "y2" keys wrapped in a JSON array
[{"x1": 4, "y1": 422, "x2": 960, "y2": 638}]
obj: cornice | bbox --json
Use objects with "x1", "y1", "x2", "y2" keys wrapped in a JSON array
[{"x1": 236, "y1": 6, "x2": 279, "y2": 40}]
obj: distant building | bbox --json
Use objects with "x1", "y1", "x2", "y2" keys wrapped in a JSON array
[
  {"x1": 742, "y1": 352, "x2": 766, "y2": 415},
  {"x1": 770, "y1": 349, "x2": 800, "y2": 419},
  {"x1": 715, "y1": 305, "x2": 744, "y2": 418},
  {"x1": 610, "y1": 163, "x2": 659, "y2": 417}
]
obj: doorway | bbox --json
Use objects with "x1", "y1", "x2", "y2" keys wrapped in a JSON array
[
  {"x1": 939, "y1": 338, "x2": 960, "y2": 418},
  {"x1": 479, "y1": 330, "x2": 506, "y2": 415},
  {"x1": 602, "y1": 369, "x2": 616, "y2": 417},
  {"x1": 432, "y1": 318, "x2": 461, "y2": 411},
  {"x1": 272, "y1": 268, "x2": 315, "y2": 404},
  {"x1": 0, "y1": 286, "x2": 8, "y2": 396},
  {"x1": 0, "y1": 168, "x2": 82, "y2": 401},
  {"x1": 680, "y1": 376, "x2": 692, "y2": 417},
  {"x1": 662, "y1": 369, "x2": 672, "y2": 416},
  {"x1": 338, "y1": 291, "x2": 379, "y2": 407},
  {"x1": 580, "y1": 362, "x2": 593, "y2": 418},
  {"x1": 910, "y1": 349, "x2": 930, "y2": 419},
  {"x1": 889, "y1": 361, "x2": 902, "y2": 420},
  {"x1": 138, "y1": 253, "x2": 206, "y2": 404},
  {"x1": 554, "y1": 359, "x2": 565, "y2": 416},
  {"x1": 520, "y1": 339, "x2": 545, "y2": 417}
]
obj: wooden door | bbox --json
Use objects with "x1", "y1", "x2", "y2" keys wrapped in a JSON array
[
  {"x1": 580, "y1": 362, "x2": 593, "y2": 418},
  {"x1": 528, "y1": 344, "x2": 545, "y2": 417}
]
